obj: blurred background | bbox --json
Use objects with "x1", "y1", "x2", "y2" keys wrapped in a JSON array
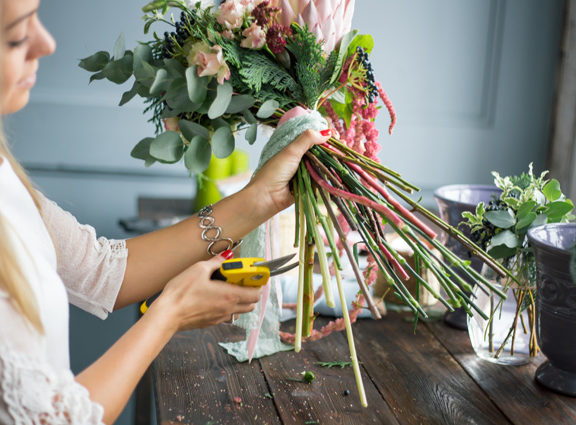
[{"x1": 5, "y1": 0, "x2": 574, "y2": 424}]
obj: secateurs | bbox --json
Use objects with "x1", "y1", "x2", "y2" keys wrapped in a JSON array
[{"x1": 139, "y1": 254, "x2": 298, "y2": 314}]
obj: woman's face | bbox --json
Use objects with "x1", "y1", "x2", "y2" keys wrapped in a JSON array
[{"x1": 2, "y1": 0, "x2": 55, "y2": 114}]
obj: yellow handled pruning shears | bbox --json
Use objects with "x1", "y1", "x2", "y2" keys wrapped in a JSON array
[{"x1": 139, "y1": 254, "x2": 298, "y2": 314}]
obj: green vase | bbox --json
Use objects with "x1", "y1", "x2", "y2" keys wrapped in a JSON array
[{"x1": 194, "y1": 155, "x2": 231, "y2": 211}]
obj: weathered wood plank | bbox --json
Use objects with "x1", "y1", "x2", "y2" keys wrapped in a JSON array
[
  {"x1": 153, "y1": 325, "x2": 282, "y2": 425},
  {"x1": 352, "y1": 314, "x2": 509, "y2": 425},
  {"x1": 261, "y1": 317, "x2": 400, "y2": 425},
  {"x1": 427, "y1": 321, "x2": 576, "y2": 425}
]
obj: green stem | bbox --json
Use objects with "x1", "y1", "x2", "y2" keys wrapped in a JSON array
[
  {"x1": 294, "y1": 193, "x2": 307, "y2": 353},
  {"x1": 332, "y1": 258, "x2": 368, "y2": 407}
]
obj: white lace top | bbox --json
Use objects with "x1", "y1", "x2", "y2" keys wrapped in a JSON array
[{"x1": 0, "y1": 158, "x2": 128, "y2": 424}]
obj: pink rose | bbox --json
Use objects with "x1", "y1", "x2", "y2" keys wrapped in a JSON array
[
  {"x1": 240, "y1": 22, "x2": 266, "y2": 49},
  {"x1": 217, "y1": 0, "x2": 246, "y2": 30},
  {"x1": 222, "y1": 29, "x2": 235, "y2": 40},
  {"x1": 188, "y1": 42, "x2": 231, "y2": 85}
]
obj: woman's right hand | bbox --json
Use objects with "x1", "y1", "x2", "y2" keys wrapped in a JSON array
[{"x1": 147, "y1": 254, "x2": 263, "y2": 332}]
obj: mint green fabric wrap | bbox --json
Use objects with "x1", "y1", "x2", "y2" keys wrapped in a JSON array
[{"x1": 219, "y1": 111, "x2": 328, "y2": 362}]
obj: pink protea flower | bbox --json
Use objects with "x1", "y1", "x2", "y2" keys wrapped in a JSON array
[
  {"x1": 241, "y1": 22, "x2": 267, "y2": 49},
  {"x1": 187, "y1": 41, "x2": 231, "y2": 84},
  {"x1": 270, "y1": 0, "x2": 356, "y2": 53}
]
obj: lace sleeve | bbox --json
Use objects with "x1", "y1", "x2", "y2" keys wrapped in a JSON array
[
  {"x1": 0, "y1": 296, "x2": 105, "y2": 425},
  {"x1": 38, "y1": 192, "x2": 128, "y2": 319}
]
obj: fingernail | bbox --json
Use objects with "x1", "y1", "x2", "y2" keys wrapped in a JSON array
[
  {"x1": 221, "y1": 249, "x2": 234, "y2": 260},
  {"x1": 320, "y1": 129, "x2": 331, "y2": 136}
]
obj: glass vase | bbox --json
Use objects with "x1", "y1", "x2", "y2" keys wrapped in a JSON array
[{"x1": 467, "y1": 261, "x2": 537, "y2": 365}]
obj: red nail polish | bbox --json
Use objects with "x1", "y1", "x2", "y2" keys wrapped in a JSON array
[
  {"x1": 221, "y1": 249, "x2": 234, "y2": 260},
  {"x1": 320, "y1": 129, "x2": 331, "y2": 136}
]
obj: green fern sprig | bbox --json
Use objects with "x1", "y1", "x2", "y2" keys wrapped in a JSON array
[{"x1": 239, "y1": 51, "x2": 302, "y2": 97}]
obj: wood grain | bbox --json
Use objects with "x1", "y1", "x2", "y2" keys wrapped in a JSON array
[
  {"x1": 352, "y1": 314, "x2": 509, "y2": 425},
  {"x1": 261, "y1": 317, "x2": 400, "y2": 425},
  {"x1": 154, "y1": 325, "x2": 281, "y2": 425},
  {"x1": 427, "y1": 321, "x2": 576, "y2": 425}
]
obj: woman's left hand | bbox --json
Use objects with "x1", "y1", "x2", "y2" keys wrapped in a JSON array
[{"x1": 246, "y1": 129, "x2": 331, "y2": 215}]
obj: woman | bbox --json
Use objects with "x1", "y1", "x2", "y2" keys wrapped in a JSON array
[{"x1": 0, "y1": 0, "x2": 329, "y2": 423}]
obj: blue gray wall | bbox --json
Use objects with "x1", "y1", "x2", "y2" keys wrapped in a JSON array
[{"x1": 4, "y1": 1, "x2": 566, "y2": 424}]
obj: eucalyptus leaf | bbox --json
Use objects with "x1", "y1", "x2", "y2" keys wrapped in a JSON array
[
  {"x1": 149, "y1": 131, "x2": 184, "y2": 163},
  {"x1": 119, "y1": 82, "x2": 139, "y2": 106},
  {"x1": 164, "y1": 58, "x2": 186, "y2": 78},
  {"x1": 245, "y1": 123, "x2": 257, "y2": 145},
  {"x1": 161, "y1": 106, "x2": 180, "y2": 119},
  {"x1": 226, "y1": 95, "x2": 255, "y2": 114},
  {"x1": 79, "y1": 51, "x2": 110, "y2": 72},
  {"x1": 211, "y1": 126, "x2": 235, "y2": 158},
  {"x1": 242, "y1": 109, "x2": 257, "y2": 124},
  {"x1": 113, "y1": 34, "x2": 126, "y2": 60},
  {"x1": 196, "y1": 80, "x2": 218, "y2": 114},
  {"x1": 256, "y1": 99, "x2": 279, "y2": 119},
  {"x1": 103, "y1": 55, "x2": 133, "y2": 84},
  {"x1": 178, "y1": 119, "x2": 210, "y2": 140},
  {"x1": 208, "y1": 82, "x2": 233, "y2": 119},
  {"x1": 131, "y1": 137, "x2": 154, "y2": 160},
  {"x1": 184, "y1": 136, "x2": 211, "y2": 174},
  {"x1": 150, "y1": 68, "x2": 170, "y2": 96},
  {"x1": 543, "y1": 179, "x2": 562, "y2": 202},
  {"x1": 135, "y1": 82, "x2": 150, "y2": 98},
  {"x1": 485, "y1": 209, "x2": 515, "y2": 229},
  {"x1": 133, "y1": 44, "x2": 153, "y2": 64},
  {"x1": 165, "y1": 79, "x2": 199, "y2": 112},
  {"x1": 133, "y1": 59, "x2": 156, "y2": 86},
  {"x1": 185, "y1": 66, "x2": 209, "y2": 104},
  {"x1": 89, "y1": 71, "x2": 106, "y2": 83},
  {"x1": 211, "y1": 117, "x2": 228, "y2": 129}
]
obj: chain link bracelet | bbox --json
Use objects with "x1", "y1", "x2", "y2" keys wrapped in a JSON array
[{"x1": 198, "y1": 205, "x2": 242, "y2": 256}]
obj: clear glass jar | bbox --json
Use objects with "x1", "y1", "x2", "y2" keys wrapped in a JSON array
[{"x1": 467, "y1": 260, "x2": 536, "y2": 365}]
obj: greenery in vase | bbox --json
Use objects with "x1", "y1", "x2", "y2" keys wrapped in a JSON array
[{"x1": 461, "y1": 163, "x2": 575, "y2": 357}]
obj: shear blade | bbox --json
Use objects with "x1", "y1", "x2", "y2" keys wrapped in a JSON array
[
  {"x1": 269, "y1": 261, "x2": 299, "y2": 277},
  {"x1": 254, "y1": 253, "x2": 297, "y2": 272}
]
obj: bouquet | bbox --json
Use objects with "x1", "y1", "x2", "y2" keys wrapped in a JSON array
[{"x1": 80, "y1": 0, "x2": 515, "y2": 406}]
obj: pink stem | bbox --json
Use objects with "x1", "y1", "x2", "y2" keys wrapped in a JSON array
[
  {"x1": 305, "y1": 160, "x2": 405, "y2": 229},
  {"x1": 379, "y1": 244, "x2": 410, "y2": 281},
  {"x1": 346, "y1": 162, "x2": 437, "y2": 239}
]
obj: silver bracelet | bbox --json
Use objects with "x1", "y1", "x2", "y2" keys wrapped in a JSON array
[{"x1": 198, "y1": 205, "x2": 242, "y2": 256}]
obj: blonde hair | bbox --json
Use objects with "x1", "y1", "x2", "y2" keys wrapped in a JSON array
[{"x1": 0, "y1": 0, "x2": 44, "y2": 331}]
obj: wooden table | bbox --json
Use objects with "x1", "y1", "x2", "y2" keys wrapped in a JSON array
[{"x1": 151, "y1": 313, "x2": 576, "y2": 425}]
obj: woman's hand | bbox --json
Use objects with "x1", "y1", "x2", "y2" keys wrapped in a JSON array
[
  {"x1": 148, "y1": 254, "x2": 262, "y2": 332},
  {"x1": 246, "y1": 129, "x2": 331, "y2": 216}
]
